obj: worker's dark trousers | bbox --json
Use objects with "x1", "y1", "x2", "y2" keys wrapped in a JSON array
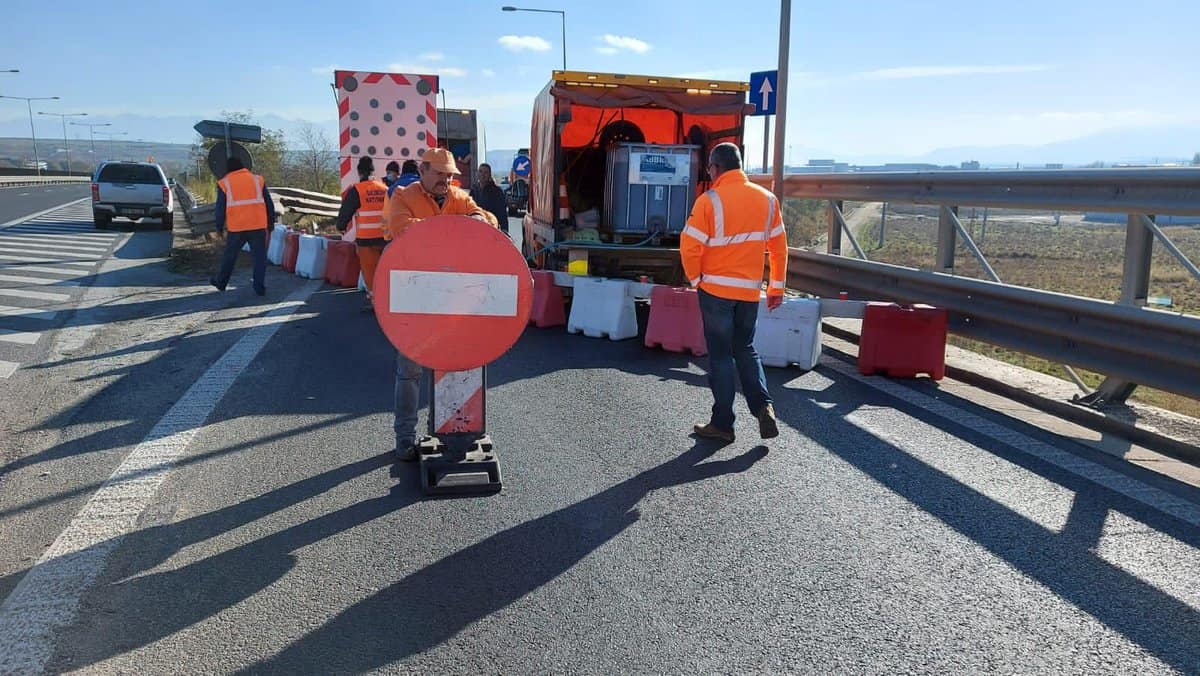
[
  {"x1": 215, "y1": 228, "x2": 268, "y2": 293},
  {"x1": 698, "y1": 288, "x2": 771, "y2": 432}
]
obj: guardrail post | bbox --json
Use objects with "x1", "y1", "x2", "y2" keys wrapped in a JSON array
[
  {"x1": 827, "y1": 199, "x2": 843, "y2": 255},
  {"x1": 937, "y1": 205, "x2": 958, "y2": 273}
]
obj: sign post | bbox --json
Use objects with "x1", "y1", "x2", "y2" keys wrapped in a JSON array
[
  {"x1": 373, "y1": 214, "x2": 533, "y2": 495},
  {"x1": 748, "y1": 70, "x2": 777, "y2": 174}
]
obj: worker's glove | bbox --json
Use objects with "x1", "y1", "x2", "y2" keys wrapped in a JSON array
[{"x1": 766, "y1": 294, "x2": 784, "y2": 312}]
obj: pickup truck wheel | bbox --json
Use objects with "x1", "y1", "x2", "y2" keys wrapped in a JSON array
[
  {"x1": 93, "y1": 213, "x2": 112, "y2": 229},
  {"x1": 160, "y1": 213, "x2": 174, "y2": 230}
]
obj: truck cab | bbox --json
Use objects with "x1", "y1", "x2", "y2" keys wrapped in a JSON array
[{"x1": 522, "y1": 71, "x2": 751, "y2": 284}]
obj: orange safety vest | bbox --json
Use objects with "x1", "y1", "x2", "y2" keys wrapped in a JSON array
[
  {"x1": 352, "y1": 179, "x2": 388, "y2": 240},
  {"x1": 680, "y1": 169, "x2": 788, "y2": 302},
  {"x1": 218, "y1": 169, "x2": 268, "y2": 232}
]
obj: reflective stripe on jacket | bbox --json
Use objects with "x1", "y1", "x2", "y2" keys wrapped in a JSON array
[
  {"x1": 352, "y1": 179, "x2": 388, "y2": 240},
  {"x1": 218, "y1": 169, "x2": 268, "y2": 232},
  {"x1": 680, "y1": 169, "x2": 787, "y2": 302}
]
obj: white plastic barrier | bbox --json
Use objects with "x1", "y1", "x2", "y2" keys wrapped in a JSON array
[
  {"x1": 267, "y1": 226, "x2": 288, "y2": 265},
  {"x1": 295, "y1": 235, "x2": 328, "y2": 279},
  {"x1": 755, "y1": 297, "x2": 822, "y2": 369},
  {"x1": 567, "y1": 277, "x2": 639, "y2": 341}
]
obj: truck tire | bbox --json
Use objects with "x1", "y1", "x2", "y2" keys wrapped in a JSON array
[
  {"x1": 93, "y1": 212, "x2": 111, "y2": 229},
  {"x1": 160, "y1": 213, "x2": 174, "y2": 230}
]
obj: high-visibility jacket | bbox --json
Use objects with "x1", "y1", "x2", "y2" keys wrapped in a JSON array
[
  {"x1": 680, "y1": 169, "x2": 787, "y2": 302},
  {"x1": 385, "y1": 182, "x2": 497, "y2": 240},
  {"x1": 352, "y1": 179, "x2": 388, "y2": 240},
  {"x1": 218, "y1": 169, "x2": 268, "y2": 232}
]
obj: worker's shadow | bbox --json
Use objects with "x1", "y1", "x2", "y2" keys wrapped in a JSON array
[{"x1": 238, "y1": 440, "x2": 767, "y2": 674}]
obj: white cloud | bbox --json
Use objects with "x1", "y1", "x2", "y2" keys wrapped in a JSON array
[
  {"x1": 420, "y1": 52, "x2": 444, "y2": 62},
  {"x1": 482, "y1": 68, "x2": 496, "y2": 78},
  {"x1": 596, "y1": 47, "x2": 619, "y2": 56},
  {"x1": 388, "y1": 63, "x2": 468, "y2": 77},
  {"x1": 599, "y1": 34, "x2": 650, "y2": 54},
  {"x1": 852, "y1": 64, "x2": 1053, "y2": 80},
  {"x1": 499, "y1": 35, "x2": 551, "y2": 52},
  {"x1": 311, "y1": 65, "x2": 339, "y2": 76}
]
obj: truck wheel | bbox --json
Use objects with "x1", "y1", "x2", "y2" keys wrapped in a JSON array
[
  {"x1": 93, "y1": 212, "x2": 111, "y2": 229},
  {"x1": 160, "y1": 213, "x2": 174, "y2": 230}
]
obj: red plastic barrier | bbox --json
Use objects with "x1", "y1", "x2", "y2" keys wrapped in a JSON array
[
  {"x1": 324, "y1": 240, "x2": 361, "y2": 288},
  {"x1": 644, "y1": 286, "x2": 707, "y2": 356},
  {"x1": 858, "y1": 302, "x2": 947, "y2": 380},
  {"x1": 281, "y1": 232, "x2": 300, "y2": 273},
  {"x1": 528, "y1": 270, "x2": 567, "y2": 328}
]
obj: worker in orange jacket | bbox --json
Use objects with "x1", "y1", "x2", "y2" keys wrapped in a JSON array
[
  {"x1": 336, "y1": 156, "x2": 389, "y2": 309},
  {"x1": 681, "y1": 142, "x2": 787, "y2": 443},
  {"x1": 386, "y1": 147, "x2": 498, "y2": 461},
  {"x1": 210, "y1": 156, "x2": 275, "y2": 296}
]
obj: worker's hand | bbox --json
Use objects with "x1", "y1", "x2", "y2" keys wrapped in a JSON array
[
  {"x1": 469, "y1": 213, "x2": 488, "y2": 222},
  {"x1": 766, "y1": 294, "x2": 784, "y2": 312}
]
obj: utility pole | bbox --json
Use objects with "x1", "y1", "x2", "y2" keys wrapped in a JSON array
[{"x1": 770, "y1": 0, "x2": 791, "y2": 204}]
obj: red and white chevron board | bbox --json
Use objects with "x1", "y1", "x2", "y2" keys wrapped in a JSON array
[
  {"x1": 432, "y1": 369, "x2": 485, "y2": 434},
  {"x1": 334, "y1": 70, "x2": 439, "y2": 193}
]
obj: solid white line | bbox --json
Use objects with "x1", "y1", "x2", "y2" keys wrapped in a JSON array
[
  {"x1": 0, "y1": 360, "x2": 16, "y2": 379},
  {"x1": 0, "y1": 274, "x2": 77, "y2": 286},
  {"x1": 0, "y1": 266, "x2": 85, "y2": 277},
  {"x1": 0, "y1": 198, "x2": 90, "y2": 228},
  {"x1": 0, "y1": 305, "x2": 57, "y2": 321},
  {"x1": 0, "y1": 288, "x2": 71, "y2": 302},
  {"x1": 0, "y1": 279, "x2": 321, "y2": 675},
  {"x1": 0, "y1": 329, "x2": 40, "y2": 345},
  {"x1": 820, "y1": 356, "x2": 1200, "y2": 527}
]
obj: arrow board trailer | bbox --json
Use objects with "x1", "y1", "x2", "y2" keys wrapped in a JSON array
[
  {"x1": 335, "y1": 70, "x2": 440, "y2": 194},
  {"x1": 523, "y1": 70, "x2": 752, "y2": 285}
]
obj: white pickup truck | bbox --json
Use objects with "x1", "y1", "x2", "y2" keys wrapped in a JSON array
[{"x1": 91, "y1": 161, "x2": 173, "y2": 229}]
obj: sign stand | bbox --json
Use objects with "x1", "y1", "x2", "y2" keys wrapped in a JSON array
[{"x1": 416, "y1": 367, "x2": 502, "y2": 494}]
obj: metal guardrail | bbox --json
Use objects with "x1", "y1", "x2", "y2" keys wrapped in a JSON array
[
  {"x1": 173, "y1": 184, "x2": 340, "y2": 236},
  {"x1": 768, "y1": 168, "x2": 1200, "y2": 405},
  {"x1": 0, "y1": 176, "x2": 90, "y2": 187}
]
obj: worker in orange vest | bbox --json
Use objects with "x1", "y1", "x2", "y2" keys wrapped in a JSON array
[
  {"x1": 210, "y1": 156, "x2": 275, "y2": 296},
  {"x1": 681, "y1": 142, "x2": 787, "y2": 443},
  {"x1": 336, "y1": 156, "x2": 389, "y2": 310}
]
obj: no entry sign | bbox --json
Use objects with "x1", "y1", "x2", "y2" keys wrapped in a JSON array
[{"x1": 373, "y1": 214, "x2": 533, "y2": 371}]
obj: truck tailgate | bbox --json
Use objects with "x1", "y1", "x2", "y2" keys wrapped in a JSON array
[{"x1": 98, "y1": 182, "x2": 163, "y2": 205}]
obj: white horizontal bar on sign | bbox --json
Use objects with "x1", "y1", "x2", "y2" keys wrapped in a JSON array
[{"x1": 389, "y1": 271, "x2": 518, "y2": 317}]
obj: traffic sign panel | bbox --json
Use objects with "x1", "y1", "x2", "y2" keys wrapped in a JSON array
[
  {"x1": 193, "y1": 119, "x2": 263, "y2": 143},
  {"x1": 512, "y1": 155, "x2": 531, "y2": 178},
  {"x1": 373, "y1": 214, "x2": 533, "y2": 371},
  {"x1": 749, "y1": 70, "x2": 777, "y2": 116}
]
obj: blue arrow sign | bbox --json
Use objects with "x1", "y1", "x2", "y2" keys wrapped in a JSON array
[
  {"x1": 748, "y1": 70, "x2": 777, "y2": 116},
  {"x1": 512, "y1": 155, "x2": 531, "y2": 178}
]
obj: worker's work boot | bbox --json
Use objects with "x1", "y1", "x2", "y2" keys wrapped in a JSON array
[
  {"x1": 757, "y1": 405, "x2": 780, "y2": 439},
  {"x1": 395, "y1": 440, "x2": 417, "y2": 462},
  {"x1": 692, "y1": 423, "x2": 735, "y2": 443}
]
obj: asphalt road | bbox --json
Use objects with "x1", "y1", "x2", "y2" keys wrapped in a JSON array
[
  {"x1": 0, "y1": 207, "x2": 1198, "y2": 674},
  {"x1": 0, "y1": 184, "x2": 90, "y2": 225}
]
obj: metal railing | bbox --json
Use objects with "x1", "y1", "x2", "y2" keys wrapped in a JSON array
[
  {"x1": 758, "y1": 168, "x2": 1200, "y2": 405},
  {"x1": 0, "y1": 176, "x2": 90, "y2": 187},
  {"x1": 173, "y1": 184, "x2": 340, "y2": 235}
]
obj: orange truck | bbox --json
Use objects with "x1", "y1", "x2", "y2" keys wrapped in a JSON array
[{"x1": 521, "y1": 70, "x2": 751, "y2": 284}]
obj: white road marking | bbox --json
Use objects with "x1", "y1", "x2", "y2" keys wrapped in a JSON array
[
  {"x1": 0, "y1": 246, "x2": 102, "y2": 259},
  {"x1": 0, "y1": 360, "x2": 16, "y2": 378},
  {"x1": 0, "y1": 287, "x2": 71, "y2": 302},
  {"x1": 0, "y1": 238, "x2": 111, "y2": 253},
  {"x1": 0, "y1": 255, "x2": 97, "y2": 268},
  {"x1": 0, "y1": 266, "x2": 85, "y2": 277},
  {"x1": 820, "y1": 356, "x2": 1200, "y2": 528},
  {"x1": 0, "y1": 198, "x2": 89, "y2": 228},
  {"x1": 0, "y1": 305, "x2": 57, "y2": 321},
  {"x1": 0, "y1": 280, "x2": 322, "y2": 675},
  {"x1": 0, "y1": 329, "x2": 40, "y2": 345}
]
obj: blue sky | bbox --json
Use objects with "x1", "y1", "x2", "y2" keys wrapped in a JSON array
[{"x1": 2, "y1": 0, "x2": 1197, "y2": 163}]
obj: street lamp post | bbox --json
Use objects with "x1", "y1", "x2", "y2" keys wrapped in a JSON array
[
  {"x1": 0, "y1": 94, "x2": 61, "y2": 176},
  {"x1": 71, "y1": 121, "x2": 112, "y2": 158},
  {"x1": 501, "y1": 6, "x2": 566, "y2": 70},
  {"x1": 97, "y1": 131, "x2": 127, "y2": 160},
  {"x1": 39, "y1": 111, "x2": 87, "y2": 176}
]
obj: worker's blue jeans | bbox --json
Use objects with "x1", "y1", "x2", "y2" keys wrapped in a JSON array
[
  {"x1": 394, "y1": 350, "x2": 427, "y2": 447},
  {"x1": 215, "y1": 228, "x2": 267, "y2": 293},
  {"x1": 697, "y1": 289, "x2": 771, "y2": 432}
]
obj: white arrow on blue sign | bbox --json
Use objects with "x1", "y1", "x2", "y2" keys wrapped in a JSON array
[
  {"x1": 512, "y1": 155, "x2": 531, "y2": 178},
  {"x1": 748, "y1": 70, "x2": 777, "y2": 117}
]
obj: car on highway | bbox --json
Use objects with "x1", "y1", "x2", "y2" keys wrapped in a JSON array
[{"x1": 91, "y1": 160, "x2": 173, "y2": 229}]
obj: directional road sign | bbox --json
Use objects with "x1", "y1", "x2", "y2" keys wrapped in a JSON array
[
  {"x1": 749, "y1": 70, "x2": 778, "y2": 116},
  {"x1": 512, "y1": 154, "x2": 531, "y2": 179},
  {"x1": 373, "y1": 214, "x2": 533, "y2": 371},
  {"x1": 193, "y1": 120, "x2": 263, "y2": 144}
]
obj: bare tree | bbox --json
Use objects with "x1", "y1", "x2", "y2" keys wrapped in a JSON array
[{"x1": 294, "y1": 123, "x2": 339, "y2": 194}]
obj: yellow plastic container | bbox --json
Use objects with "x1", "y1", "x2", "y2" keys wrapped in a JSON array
[{"x1": 567, "y1": 259, "x2": 589, "y2": 276}]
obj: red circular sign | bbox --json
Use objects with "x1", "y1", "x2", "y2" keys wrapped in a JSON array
[{"x1": 373, "y1": 214, "x2": 533, "y2": 371}]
